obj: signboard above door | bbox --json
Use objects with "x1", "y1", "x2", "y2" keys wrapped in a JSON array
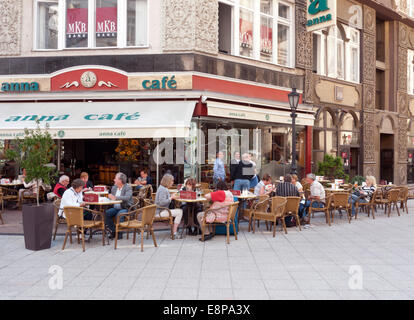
[{"x1": 306, "y1": 0, "x2": 337, "y2": 33}]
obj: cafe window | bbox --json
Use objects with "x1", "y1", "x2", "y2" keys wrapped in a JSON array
[
  {"x1": 409, "y1": 0, "x2": 414, "y2": 18},
  {"x1": 34, "y1": 0, "x2": 148, "y2": 50},
  {"x1": 340, "y1": 112, "x2": 359, "y2": 146},
  {"x1": 219, "y1": 0, "x2": 294, "y2": 67},
  {"x1": 313, "y1": 25, "x2": 360, "y2": 83}
]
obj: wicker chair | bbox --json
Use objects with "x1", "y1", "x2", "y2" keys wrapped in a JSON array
[
  {"x1": 283, "y1": 196, "x2": 302, "y2": 232},
  {"x1": 0, "y1": 187, "x2": 19, "y2": 208},
  {"x1": 21, "y1": 187, "x2": 46, "y2": 209},
  {"x1": 243, "y1": 195, "x2": 269, "y2": 232},
  {"x1": 114, "y1": 204, "x2": 158, "y2": 252},
  {"x1": 61, "y1": 206, "x2": 106, "y2": 252},
  {"x1": 355, "y1": 189, "x2": 378, "y2": 220},
  {"x1": 52, "y1": 199, "x2": 64, "y2": 240},
  {"x1": 397, "y1": 186, "x2": 409, "y2": 214},
  {"x1": 252, "y1": 196, "x2": 287, "y2": 237},
  {"x1": 200, "y1": 202, "x2": 239, "y2": 244},
  {"x1": 309, "y1": 195, "x2": 332, "y2": 226},
  {"x1": 330, "y1": 192, "x2": 352, "y2": 223},
  {"x1": 376, "y1": 188, "x2": 401, "y2": 217},
  {"x1": 143, "y1": 198, "x2": 175, "y2": 240},
  {"x1": 199, "y1": 182, "x2": 210, "y2": 190}
]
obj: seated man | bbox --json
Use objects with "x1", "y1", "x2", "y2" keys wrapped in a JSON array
[
  {"x1": 80, "y1": 172, "x2": 94, "y2": 190},
  {"x1": 301, "y1": 173, "x2": 326, "y2": 224},
  {"x1": 134, "y1": 169, "x2": 153, "y2": 190},
  {"x1": 105, "y1": 172, "x2": 133, "y2": 240},
  {"x1": 53, "y1": 175, "x2": 70, "y2": 198},
  {"x1": 275, "y1": 174, "x2": 300, "y2": 197},
  {"x1": 197, "y1": 181, "x2": 234, "y2": 242},
  {"x1": 58, "y1": 179, "x2": 90, "y2": 220}
]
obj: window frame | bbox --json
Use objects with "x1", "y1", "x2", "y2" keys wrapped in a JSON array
[
  {"x1": 313, "y1": 24, "x2": 361, "y2": 84},
  {"x1": 33, "y1": 0, "x2": 149, "y2": 51},
  {"x1": 219, "y1": 0, "x2": 295, "y2": 68}
]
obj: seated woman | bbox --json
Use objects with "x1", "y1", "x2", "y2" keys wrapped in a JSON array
[
  {"x1": 254, "y1": 174, "x2": 274, "y2": 196},
  {"x1": 197, "y1": 181, "x2": 234, "y2": 242},
  {"x1": 80, "y1": 172, "x2": 94, "y2": 190},
  {"x1": 53, "y1": 175, "x2": 70, "y2": 198},
  {"x1": 179, "y1": 178, "x2": 202, "y2": 235},
  {"x1": 15, "y1": 168, "x2": 43, "y2": 209},
  {"x1": 349, "y1": 175, "x2": 377, "y2": 217},
  {"x1": 155, "y1": 174, "x2": 183, "y2": 238},
  {"x1": 58, "y1": 179, "x2": 90, "y2": 220}
]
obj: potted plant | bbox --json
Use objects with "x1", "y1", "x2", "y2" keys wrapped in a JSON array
[
  {"x1": 316, "y1": 154, "x2": 349, "y2": 182},
  {"x1": 6, "y1": 123, "x2": 57, "y2": 251}
]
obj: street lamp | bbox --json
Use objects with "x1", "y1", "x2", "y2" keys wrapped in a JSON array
[{"x1": 288, "y1": 88, "x2": 300, "y2": 175}]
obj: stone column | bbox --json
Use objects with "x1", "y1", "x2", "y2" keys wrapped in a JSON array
[
  {"x1": 162, "y1": 0, "x2": 218, "y2": 55},
  {"x1": 0, "y1": 0, "x2": 22, "y2": 56},
  {"x1": 361, "y1": 5, "x2": 378, "y2": 179}
]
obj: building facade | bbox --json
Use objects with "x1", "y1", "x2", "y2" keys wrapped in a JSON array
[{"x1": 0, "y1": 0, "x2": 413, "y2": 186}]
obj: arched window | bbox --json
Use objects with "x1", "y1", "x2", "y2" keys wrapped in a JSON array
[
  {"x1": 312, "y1": 109, "x2": 338, "y2": 171},
  {"x1": 340, "y1": 112, "x2": 359, "y2": 146}
]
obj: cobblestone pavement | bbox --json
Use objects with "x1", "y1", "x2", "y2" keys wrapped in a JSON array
[{"x1": 1, "y1": 202, "x2": 414, "y2": 300}]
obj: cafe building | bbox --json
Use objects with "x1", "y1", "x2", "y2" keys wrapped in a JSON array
[{"x1": 0, "y1": 0, "x2": 316, "y2": 187}]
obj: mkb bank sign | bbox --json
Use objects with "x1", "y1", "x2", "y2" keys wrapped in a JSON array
[{"x1": 306, "y1": 0, "x2": 337, "y2": 32}]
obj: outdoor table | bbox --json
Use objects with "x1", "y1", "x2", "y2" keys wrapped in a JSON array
[
  {"x1": 234, "y1": 193, "x2": 258, "y2": 231},
  {"x1": 84, "y1": 191, "x2": 109, "y2": 197},
  {"x1": 0, "y1": 183, "x2": 24, "y2": 188},
  {"x1": 174, "y1": 197, "x2": 208, "y2": 238},
  {"x1": 168, "y1": 189, "x2": 179, "y2": 194},
  {"x1": 324, "y1": 188, "x2": 346, "y2": 192}
]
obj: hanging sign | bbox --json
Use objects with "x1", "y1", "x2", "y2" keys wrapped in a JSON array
[
  {"x1": 306, "y1": 0, "x2": 337, "y2": 32},
  {"x1": 96, "y1": 7, "x2": 117, "y2": 38}
]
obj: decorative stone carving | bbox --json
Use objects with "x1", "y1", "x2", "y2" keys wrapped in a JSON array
[
  {"x1": 400, "y1": 22, "x2": 409, "y2": 48},
  {"x1": 363, "y1": 5, "x2": 376, "y2": 35},
  {"x1": 408, "y1": 29, "x2": 414, "y2": 49},
  {"x1": 364, "y1": 165, "x2": 376, "y2": 178},
  {"x1": 296, "y1": 4, "x2": 312, "y2": 69},
  {"x1": 398, "y1": 91, "x2": 408, "y2": 115},
  {"x1": 0, "y1": 0, "x2": 22, "y2": 56},
  {"x1": 363, "y1": 84, "x2": 375, "y2": 110},
  {"x1": 362, "y1": 33, "x2": 376, "y2": 85},
  {"x1": 163, "y1": 0, "x2": 218, "y2": 54},
  {"x1": 399, "y1": 117, "x2": 408, "y2": 162},
  {"x1": 398, "y1": 164, "x2": 407, "y2": 185},
  {"x1": 398, "y1": 48, "x2": 408, "y2": 91},
  {"x1": 304, "y1": 70, "x2": 314, "y2": 104},
  {"x1": 363, "y1": 112, "x2": 376, "y2": 162}
]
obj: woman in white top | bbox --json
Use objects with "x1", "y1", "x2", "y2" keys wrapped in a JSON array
[
  {"x1": 349, "y1": 176, "x2": 377, "y2": 216},
  {"x1": 58, "y1": 179, "x2": 87, "y2": 219},
  {"x1": 254, "y1": 174, "x2": 273, "y2": 196}
]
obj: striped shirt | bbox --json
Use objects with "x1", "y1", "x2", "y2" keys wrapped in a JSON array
[
  {"x1": 276, "y1": 182, "x2": 300, "y2": 197},
  {"x1": 360, "y1": 185, "x2": 376, "y2": 202}
]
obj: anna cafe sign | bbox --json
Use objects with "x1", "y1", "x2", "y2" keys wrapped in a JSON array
[{"x1": 306, "y1": 0, "x2": 337, "y2": 33}]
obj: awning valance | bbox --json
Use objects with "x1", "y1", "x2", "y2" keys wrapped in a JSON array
[
  {"x1": 0, "y1": 101, "x2": 196, "y2": 139},
  {"x1": 207, "y1": 101, "x2": 315, "y2": 126}
]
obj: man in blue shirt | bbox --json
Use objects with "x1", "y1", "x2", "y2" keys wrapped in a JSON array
[{"x1": 213, "y1": 151, "x2": 226, "y2": 187}]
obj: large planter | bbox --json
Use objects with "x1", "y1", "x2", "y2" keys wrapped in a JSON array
[{"x1": 22, "y1": 203, "x2": 54, "y2": 251}]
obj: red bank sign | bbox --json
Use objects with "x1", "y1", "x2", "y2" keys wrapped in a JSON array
[
  {"x1": 96, "y1": 7, "x2": 117, "y2": 37},
  {"x1": 66, "y1": 8, "x2": 88, "y2": 37}
]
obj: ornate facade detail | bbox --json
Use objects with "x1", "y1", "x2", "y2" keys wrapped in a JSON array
[
  {"x1": 362, "y1": 33, "x2": 376, "y2": 85},
  {"x1": 162, "y1": 0, "x2": 218, "y2": 54},
  {"x1": 364, "y1": 165, "x2": 376, "y2": 178},
  {"x1": 399, "y1": 117, "x2": 408, "y2": 162},
  {"x1": 398, "y1": 48, "x2": 408, "y2": 91},
  {"x1": 400, "y1": 22, "x2": 409, "y2": 48},
  {"x1": 398, "y1": 91, "x2": 408, "y2": 115},
  {"x1": 398, "y1": 164, "x2": 407, "y2": 185},
  {"x1": 408, "y1": 28, "x2": 414, "y2": 49},
  {"x1": 304, "y1": 70, "x2": 314, "y2": 104},
  {"x1": 295, "y1": 3, "x2": 312, "y2": 69},
  {"x1": 0, "y1": 0, "x2": 22, "y2": 56},
  {"x1": 363, "y1": 112, "x2": 376, "y2": 162},
  {"x1": 363, "y1": 84, "x2": 375, "y2": 110},
  {"x1": 363, "y1": 5, "x2": 376, "y2": 35}
]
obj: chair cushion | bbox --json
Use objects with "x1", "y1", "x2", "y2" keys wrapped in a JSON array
[{"x1": 119, "y1": 220, "x2": 144, "y2": 229}]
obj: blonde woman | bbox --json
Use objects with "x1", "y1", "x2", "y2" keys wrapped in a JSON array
[
  {"x1": 155, "y1": 174, "x2": 183, "y2": 238},
  {"x1": 349, "y1": 175, "x2": 377, "y2": 216}
]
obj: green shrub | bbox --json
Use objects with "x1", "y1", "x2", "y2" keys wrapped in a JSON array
[
  {"x1": 316, "y1": 154, "x2": 349, "y2": 182},
  {"x1": 350, "y1": 175, "x2": 366, "y2": 186}
]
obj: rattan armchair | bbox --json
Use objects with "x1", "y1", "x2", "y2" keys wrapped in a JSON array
[
  {"x1": 330, "y1": 192, "x2": 352, "y2": 223},
  {"x1": 243, "y1": 195, "x2": 269, "y2": 232},
  {"x1": 0, "y1": 187, "x2": 18, "y2": 208},
  {"x1": 397, "y1": 186, "x2": 409, "y2": 214},
  {"x1": 62, "y1": 206, "x2": 106, "y2": 252},
  {"x1": 355, "y1": 189, "x2": 378, "y2": 220},
  {"x1": 309, "y1": 195, "x2": 332, "y2": 226},
  {"x1": 52, "y1": 199, "x2": 63, "y2": 240},
  {"x1": 283, "y1": 196, "x2": 302, "y2": 231},
  {"x1": 143, "y1": 198, "x2": 175, "y2": 240},
  {"x1": 375, "y1": 188, "x2": 401, "y2": 217},
  {"x1": 114, "y1": 204, "x2": 158, "y2": 252},
  {"x1": 200, "y1": 202, "x2": 239, "y2": 244},
  {"x1": 252, "y1": 196, "x2": 287, "y2": 237}
]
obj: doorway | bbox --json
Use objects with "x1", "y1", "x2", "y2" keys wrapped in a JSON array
[{"x1": 380, "y1": 133, "x2": 394, "y2": 184}]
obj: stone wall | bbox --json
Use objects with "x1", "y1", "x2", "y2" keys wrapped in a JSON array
[{"x1": 0, "y1": 0, "x2": 22, "y2": 56}]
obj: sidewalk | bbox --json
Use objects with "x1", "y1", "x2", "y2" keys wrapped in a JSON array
[{"x1": 1, "y1": 202, "x2": 414, "y2": 300}]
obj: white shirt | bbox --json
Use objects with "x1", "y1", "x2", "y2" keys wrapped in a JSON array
[
  {"x1": 59, "y1": 187, "x2": 83, "y2": 218},
  {"x1": 310, "y1": 180, "x2": 325, "y2": 201},
  {"x1": 114, "y1": 187, "x2": 123, "y2": 209}
]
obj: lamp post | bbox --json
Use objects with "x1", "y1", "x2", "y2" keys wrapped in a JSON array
[{"x1": 288, "y1": 88, "x2": 300, "y2": 175}]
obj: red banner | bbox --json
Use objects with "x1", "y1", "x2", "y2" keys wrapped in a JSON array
[
  {"x1": 66, "y1": 8, "x2": 88, "y2": 36},
  {"x1": 96, "y1": 7, "x2": 117, "y2": 37},
  {"x1": 179, "y1": 191, "x2": 196, "y2": 200},
  {"x1": 83, "y1": 193, "x2": 99, "y2": 203}
]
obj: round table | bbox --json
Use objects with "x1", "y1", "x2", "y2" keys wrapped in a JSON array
[
  {"x1": 324, "y1": 188, "x2": 346, "y2": 192},
  {"x1": 174, "y1": 197, "x2": 208, "y2": 238},
  {"x1": 234, "y1": 193, "x2": 258, "y2": 231}
]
